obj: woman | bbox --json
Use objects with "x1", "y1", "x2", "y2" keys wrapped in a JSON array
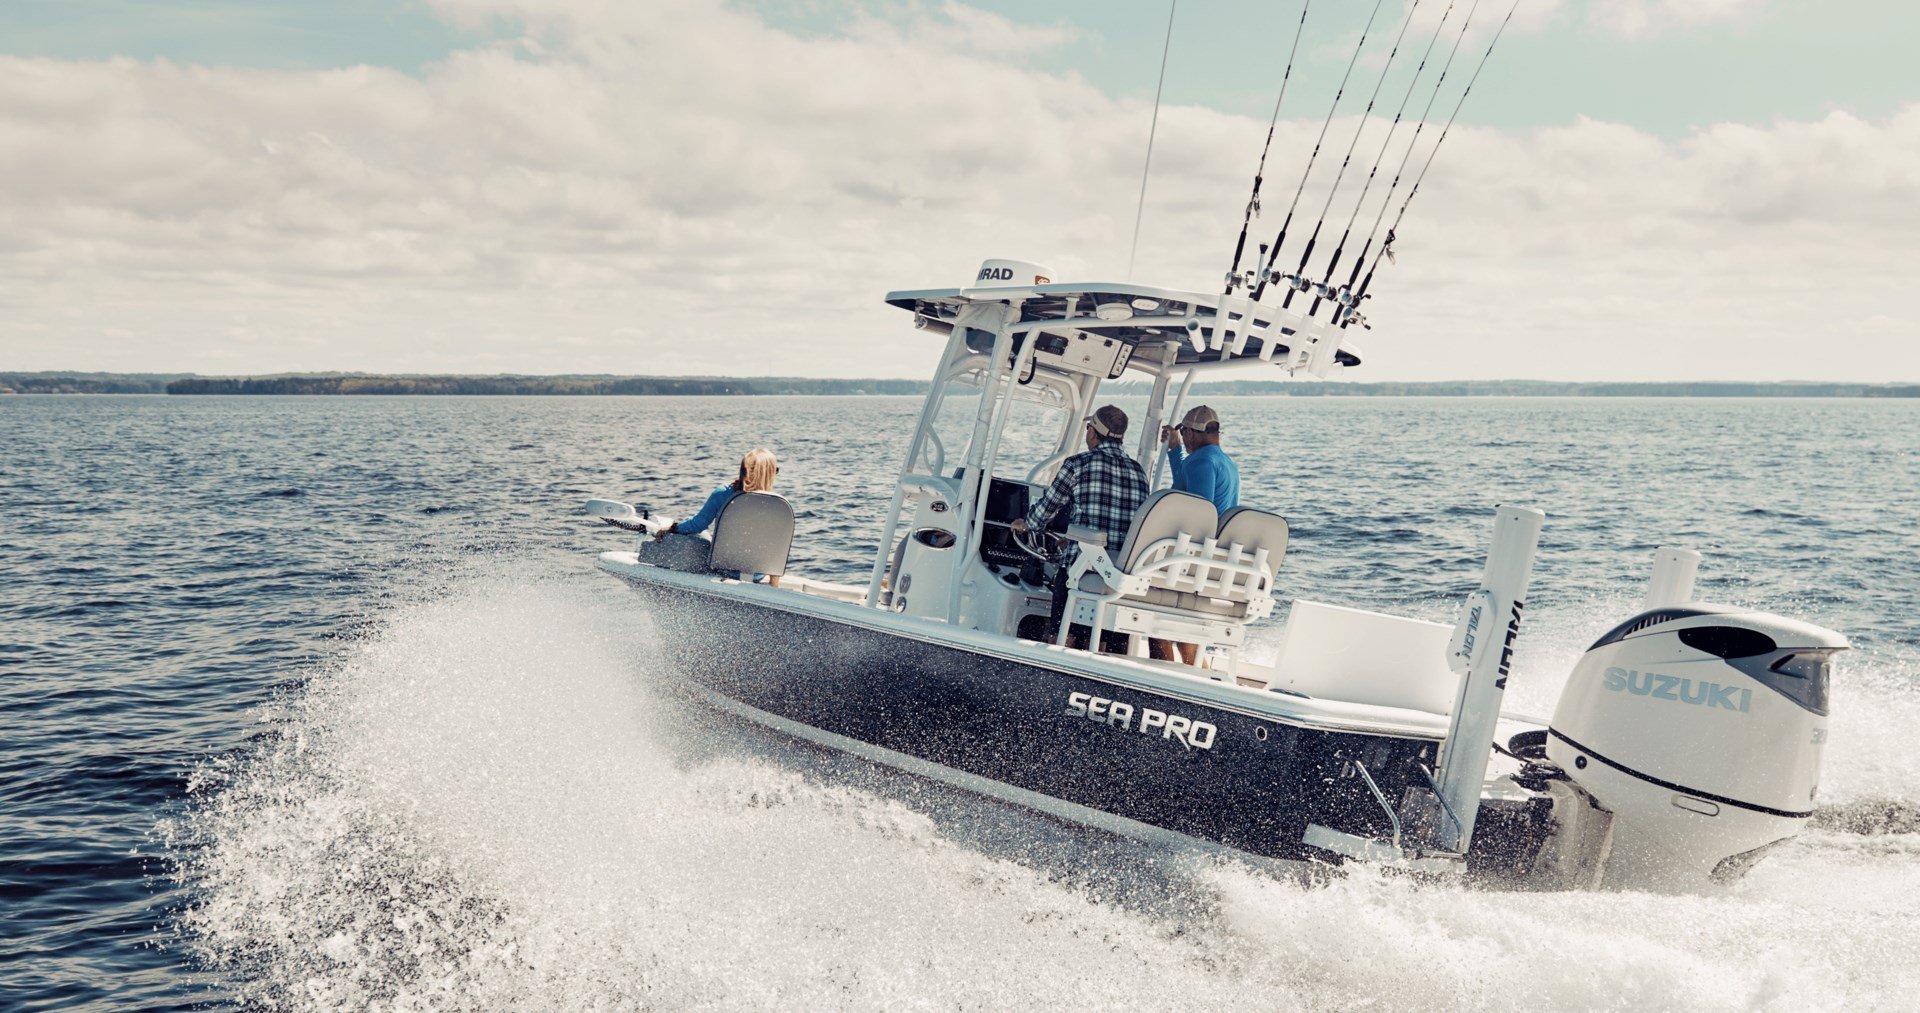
[{"x1": 659, "y1": 446, "x2": 779, "y2": 539}]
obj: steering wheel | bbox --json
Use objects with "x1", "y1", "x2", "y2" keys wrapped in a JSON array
[{"x1": 1010, "y1": 522, "x2": 1060, "y2": 562}]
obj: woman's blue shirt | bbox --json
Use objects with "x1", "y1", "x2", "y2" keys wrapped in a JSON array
[{"x1": 678, "y1": 486, "x2": 738, "y2": 536}]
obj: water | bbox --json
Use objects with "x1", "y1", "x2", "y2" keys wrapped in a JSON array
[{"x1": 3, "y1": 394, "x2": 1917, "y2": 1010}]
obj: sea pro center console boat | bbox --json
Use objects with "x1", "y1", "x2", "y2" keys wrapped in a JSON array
[{"x1": 589, "y1": 258, "x2": 1846, "y2": 889}]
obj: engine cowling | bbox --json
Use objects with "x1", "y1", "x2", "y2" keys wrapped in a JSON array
[{"x1": 1547, "y1": 605, "x2": 1847, "y2": 887}]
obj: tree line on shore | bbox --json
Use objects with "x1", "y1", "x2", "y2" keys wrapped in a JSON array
[
  {"x1": 3, "y1": 371, "x2": 1917, "y2": 397},
  {"x1": 158, "y1": 374, "x2": 929, "y2": 396}
]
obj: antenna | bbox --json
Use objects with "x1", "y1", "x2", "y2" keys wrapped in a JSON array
[{"x1": 1127, "y1": 0, "x2": 1179, "y2": 281}]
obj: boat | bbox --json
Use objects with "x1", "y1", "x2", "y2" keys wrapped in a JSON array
[
  {"x1": 586, "y1": 4, "x2": 1847, "y2": 888},
  {"x1": 585, "y1": 257, "x2": 1847, "y2": 889}
]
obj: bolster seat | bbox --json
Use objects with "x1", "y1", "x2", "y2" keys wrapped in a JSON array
[
  {"x1": 1060, "y1": 491, "x2": 1287, "y2": 673},
  {"x1": 1071, "y1": 489, "x2": 1219, "y2": 615},
  {"x1": 1110, "y1": 489, "x2": 1219, "y2": 578}
]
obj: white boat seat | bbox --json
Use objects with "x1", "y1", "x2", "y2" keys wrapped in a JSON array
[
  {"x1": 1217, "y1": 506, "x2": 1289, "y2": 561},
  {"x1": 1059, "y1": 490, "x2": 1286, "y2": 674},
  {"x1": 1115, "y1": 490, "x2": 1218, "y2": 570},
  {"x1": 1064, "y1": 490, "x2": 1216, "y2": 611},
  {"x1": 1059, "y1": 489, "x2": 1297, "y2": 671},
  {"x1": 710, "y1": 492, "x2": 794, "y2": 578}
]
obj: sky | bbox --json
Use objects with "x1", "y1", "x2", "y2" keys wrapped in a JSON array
[{"x1": 1, "y1": 0, "x2": 1915, "y2": 381}]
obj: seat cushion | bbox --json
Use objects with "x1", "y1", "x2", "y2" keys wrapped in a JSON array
[
  {"x1": 1115, "y1": 490, "x2": 1218, "y2": 570},
  {"x1": 1216, "y1": 506, "x2": 1289, "y2": 565},
  {"x1": 711, "y1": 492, "x2": 794, "y2": 576},
  {"x1": 1078, "y1": 572, "x2": 1186, "y2": 609},
  {"x1": 1078, "y1": 573, "x2": 1242, "y2": 616}
]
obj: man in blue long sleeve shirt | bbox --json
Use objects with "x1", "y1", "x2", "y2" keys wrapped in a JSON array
[
  {"x1": 1161, "y1": 405, "x2": 1238, "y2": 515},
  {"x1": 1158, "y1": 405, "x2": 1239, "y2": 667}
]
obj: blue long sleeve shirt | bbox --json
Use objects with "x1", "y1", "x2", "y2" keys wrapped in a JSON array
[
  {"x1": 1165, "y1": 443, "x2": 1239, "y2": 515},
  {"x1": 677, "y1": 486, "x2": 738, "y2": 536}
]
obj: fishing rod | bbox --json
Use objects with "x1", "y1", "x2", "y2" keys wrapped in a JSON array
[
  {"x1": 1275, "y1": 0, "x2": 1427, "y2": 311},
  {"x1": 1339, "y1": 0, "x2": 1521, "y2": 329},
  {"x1": 1222, "y1": 0, "x2": 1312, "y2": 295},
  {"x1": 1248, "y1": 0, "x2": 1389, "y2": 301},
  {"x1": 1305, "y1": 0, "x2": 1456, "y2": 318},
  {"x1": 1328, "y1": 0, "x2": 1483, "y2": 325}
]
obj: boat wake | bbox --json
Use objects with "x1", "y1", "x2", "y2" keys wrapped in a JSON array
[{"x1": 167, "y1": 561, "x2": 1920, "y2": 1010}]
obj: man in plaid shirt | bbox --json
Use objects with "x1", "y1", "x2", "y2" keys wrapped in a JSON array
[{"x1": 1012, "y1": 404, "x2": 1149, "y2": 649}]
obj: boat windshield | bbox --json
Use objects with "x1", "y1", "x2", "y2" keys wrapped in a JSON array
[
  {"x1": 919, "y1": 366, "x2": 1074, "y2": 484},
  {"x1": 995, "y1": 392, "x2": 1074, "y2": 484}
]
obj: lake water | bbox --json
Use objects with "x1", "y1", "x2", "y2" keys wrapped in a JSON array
[{"x1": 4, "y1": 394, "x2": 1918, "y2": 1010}]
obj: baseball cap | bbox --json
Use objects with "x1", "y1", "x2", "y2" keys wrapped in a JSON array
[
  {"x1": 1087, "y1": 404, "x2": 1130, "y2": 439},
  {"x1": 1181, "y1": 405, "x2": 1221, "y2": 434}
]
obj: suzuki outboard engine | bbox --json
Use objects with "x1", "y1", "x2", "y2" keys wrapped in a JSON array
[{"x1": 1548, "y1": 605, "x2": 1848, "y2": 887}]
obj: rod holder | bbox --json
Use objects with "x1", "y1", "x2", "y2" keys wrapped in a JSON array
[{"x1": 1646, "y1": 547, "x2": 1702, "y2": 609}]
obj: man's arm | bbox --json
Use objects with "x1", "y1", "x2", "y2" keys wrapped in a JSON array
[
  {"x1": 1164, "y1": 443, "x2": 1188, "y2": 492},
  {"x1": 1023, "y1": 460, "x2": 1076, "y2": 532},
  {"x1": 1183, "y1": 454, "x2": 1219, "y2": 508}
]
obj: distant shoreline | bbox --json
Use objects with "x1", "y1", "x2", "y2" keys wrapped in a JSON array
[{"x1": 3, "y1": 372, "x2": 1917, "y2": 398}]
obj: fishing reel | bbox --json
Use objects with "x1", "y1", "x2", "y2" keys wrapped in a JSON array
[
  {"x1": 1329, "y1": 285, "x2": 1369, "y2": 309},
  {"x1": 1223, "y1": 270, "x2": 1259, "y2": 293},
  {"x1": 1267, "y1": 271, "x2": 1315, "y2": 294},
  {"x1": 1326, "y1": 287, "x2": 1372, "y2": 329}
]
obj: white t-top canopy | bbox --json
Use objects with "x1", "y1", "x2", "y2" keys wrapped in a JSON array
[{"x1": 884, "y1": 279, "x2": 1363, "y2": 374}]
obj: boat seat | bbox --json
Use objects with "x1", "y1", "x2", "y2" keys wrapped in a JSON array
[
  {"x1": 1213, "y1": 506, "x2": 1289, "y2": 603},
  {"x1": 1060, "y1": 491, "x2": 1285, "y2": 675},
  {"x1": 1061, "y1": 491, "x2": 1288, "y2": 674},
  {"x1": 1075, "y1": 489, "x2": 1205, "y2": 606},
  {"x1": 1116, "y1": 490, "x2": 1219, "y2": 570},
  {"x1": 1076, "y1": 503, "x2": 1288, "y2": 619},
  {"x1": 1217, "y1": 506, "x2": 1289, "y2": 561},
  {"x1": 1069, "y1": 489, "x2": 1218, "y2": 605},
  {"x1": 710, "y1": 492, "x2": 794, "y2": 579}
]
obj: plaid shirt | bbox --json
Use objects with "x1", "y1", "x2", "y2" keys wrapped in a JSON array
[{"x1": 1025, "y1": 440, "x2": 1149, "y2": 563}]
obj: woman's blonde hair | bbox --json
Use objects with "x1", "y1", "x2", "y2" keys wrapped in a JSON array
[{"x1": 737, "y1": 447, "x2": 778, "y2": 494}]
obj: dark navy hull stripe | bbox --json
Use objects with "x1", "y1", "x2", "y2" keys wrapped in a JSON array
[{"x1": 1547, "y1": 728, "x2": 1813, "y2": 819}]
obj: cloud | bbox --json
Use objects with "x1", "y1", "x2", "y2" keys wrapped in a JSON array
[
  {"x1": 0, "y1": 0, "x2": 1912, "y2": 381},
  {"x1": 1419, "y1": 1, "x2": 1770, "y2": 41},
  {"x1": 1585, "y1": 0, "x2": 1769, "y2": 39}
]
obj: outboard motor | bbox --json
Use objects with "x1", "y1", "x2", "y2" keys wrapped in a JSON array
[{"x1": 1547, "y1": 604, "x2": 1847, "y2": 887}]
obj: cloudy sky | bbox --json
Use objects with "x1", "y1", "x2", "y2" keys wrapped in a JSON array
[{"x1": 2, "y1": 0, "x2": 1914, "y2": 381}]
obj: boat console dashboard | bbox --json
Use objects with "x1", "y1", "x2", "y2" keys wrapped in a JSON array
[{"x1": 978, "y1": 477, "x2": 1055, "y2": 586}]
